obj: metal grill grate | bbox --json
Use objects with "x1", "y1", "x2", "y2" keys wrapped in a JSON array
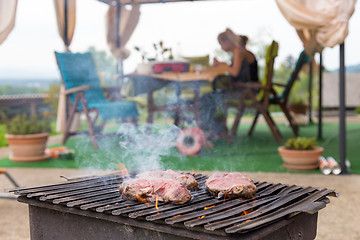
[{"x1": 9, "y1": 172, "x2": 337, "y2": 234}]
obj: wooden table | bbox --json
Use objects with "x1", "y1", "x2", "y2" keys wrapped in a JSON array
[{"x1": 129, "y1": 67, "x2": 227, "y2": 125}]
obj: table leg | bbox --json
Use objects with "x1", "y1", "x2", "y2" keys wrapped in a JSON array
[
  {"x1": 147, "y1": 80, "x2": 154, "y2": 124},
  {"x1": 194, "y1": 81, "x2": 201, "y2": 126},
  {"x1": 174, "y1": 82, "x2": 181, "y2": 126}
]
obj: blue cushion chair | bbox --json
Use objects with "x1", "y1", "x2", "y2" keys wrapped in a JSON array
[{"x1": 55, "y1": 51, "x2": 138, "y2": 148}]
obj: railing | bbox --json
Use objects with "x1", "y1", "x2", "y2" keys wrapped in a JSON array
[{"x1": 0, "y1": 93, "x2": 49, "y2": 116}]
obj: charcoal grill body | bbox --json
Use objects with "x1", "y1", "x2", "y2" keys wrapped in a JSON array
[{"x1": 11, "y1": 173, "x2": 336, "y2": 240}]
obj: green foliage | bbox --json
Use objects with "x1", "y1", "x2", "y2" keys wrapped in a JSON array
[
  {"x1": 355, "y1": 106, "x2": 360, "y2": 115},
  {"x1": 43, "y1": 83, "x2": 60, "y2": 117},
  {"x1": 88, "y1": 46, "x2": 117, "y2": 85},
  {"x1": 284, "y1": 137, "x2": 317, "y2": 150},
  {"x1": 1, "y1": 113, "x2": 51, "y2": 135},
  {"x1": 0, "y1": 124, "x2": 7, "y2": 147}
]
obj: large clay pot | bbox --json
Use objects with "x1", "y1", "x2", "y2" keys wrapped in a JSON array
[
  {"x1": 278, "y1": 146, "x2": 323, "y2": 170},
  {"x1": 5, "y1": 133, "x2": 50, "y2": 162}
]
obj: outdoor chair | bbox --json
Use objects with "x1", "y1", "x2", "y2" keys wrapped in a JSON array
[
  {"x1": 55, "y1": 51, "x2": 139, "y2": 149},
  {"x1": 226, "y1": 40, "x2": 282, "y2": 143},
  {"x1": 248, "y1": 51, "x2": 310, "y2": 137}
]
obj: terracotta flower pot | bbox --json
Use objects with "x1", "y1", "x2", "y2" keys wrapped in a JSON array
[
  {"x1": 278, "y1": 146, "x2": 324, "y2": 170},
  {"x1": 5, "y1": 133, "x2": 50, "y2": 162},
  {"x1": 287, "y1": 104, "x2": 308, "y2": 115}
]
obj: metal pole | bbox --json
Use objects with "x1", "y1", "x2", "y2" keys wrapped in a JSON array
[
  {"x1": 308, "y1": 59, "x2": 313, "y2": 124},
  {"x1": 116, "y1": 2, "x2": 123, "y2": 86},
  {"x1": 339, "y1": 43, "x2": 348, "y2": 174},
  {"x1": 64, "y1": 0, "x2": 68, "y2": 48},
  {"x1": 317, "y1": 52, "x2": 323, "y2": 139}
]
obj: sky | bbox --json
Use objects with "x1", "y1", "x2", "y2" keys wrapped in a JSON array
[{"x1": 0, "y1": 0, "x2": 360, "y2": 80}]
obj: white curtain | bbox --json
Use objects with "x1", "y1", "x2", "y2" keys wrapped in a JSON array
[
  {"x1": 0, "y1": 0, "x2": 18, "y2": 45},
  {"x1": 276, "y1": 0, "x2": 357, "y2": 55},
  {"x1": 53, "y1": 0, "x2": 79, "y2": 133},
  {"x1": 106, "y1": 4, "x2": 140, "y2": 59},
  {"x1": 53, "y1": 0, "x2": 76, "y2": 51}
]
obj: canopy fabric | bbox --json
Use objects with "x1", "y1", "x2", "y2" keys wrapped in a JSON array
[
  {"x1": 0, "y1": 0, "x2": 18, "y2": 45},
  {"x1": 275, "y1": 0, "x2": 357, "y2": 55},
  {"x1": 53, "y1": 0, "x2": 76, "y2": 50},
  {"x1": 100, "y1": 0, "x2": 206, "y2": 5},
  {"x1": 106, "y1": 3, "x2": 140, "y2": 59}
]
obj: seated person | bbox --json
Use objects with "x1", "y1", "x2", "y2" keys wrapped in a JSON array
[{"x1": 200, "y1": 28, "x2": 259, "y2": 140}]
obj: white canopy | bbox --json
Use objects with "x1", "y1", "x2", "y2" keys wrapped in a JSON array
[
  {"x1": 0, "y1": 0, "x2": 18, "y2": 45},
  {"x1": 276, "y1": 0, "x2": 357, "y2": 55}
]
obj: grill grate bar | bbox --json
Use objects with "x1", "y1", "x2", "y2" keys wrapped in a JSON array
[
  {"x1": 67, "y1": 192, "x2": 120, "y2": 207},
  {"x1": 224, "y1": 189, "x2": 334, "y2": 234},
  {"x1": 112, "y1": 202, "x2": 166, "y2": 215},
  {"x1": 184, "y1": 195, "x2": 277, "y2": 228},
  {"x1": 53, "y1": 188, "x2": 119, "y2": 204},
  {"x1": 80, "y1": 197, "x2": 123, "y2": 210},
  {"x1": 12, "y1": 174, "x2": 122, "y2": 195},
  {"x1": 145, "y1": 196, "x2": 223, "y2": 221},
  {"x1": 96, "y1": 199, "x2": 139, "y2": 212},
  {"x1": 39, "y1": 183, "x2": 121, "y2": 201},
  {"x1": 180, "y1": 185, "x2": 304, "y2": 227},
  {"x1": 146, "y1": 183, "x2": 269, "y2": 224},
  {"x1": 165, "y1": 185, "x2": 275, "y2": 225},
  {"x1": 129, "y1": 194, "x2": 212, "y2": 219},
  {"x1": 203, "y1": 187, "x2": 316, "y2": 231},
  {"x1": 9, "y1": 173, "x2": 337, "y2": 236},
  {"x1": 27, "y1": 179, "x2": 122, "y2": 198}
]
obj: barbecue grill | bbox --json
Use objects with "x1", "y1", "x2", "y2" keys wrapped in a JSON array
[{"x1": 9, "y1": 172, "x2": 337, "y2": 240}]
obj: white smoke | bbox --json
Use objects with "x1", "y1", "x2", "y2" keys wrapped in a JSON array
[{"x1": 117, "y1": 123, "x2": 181, "y2": 172}]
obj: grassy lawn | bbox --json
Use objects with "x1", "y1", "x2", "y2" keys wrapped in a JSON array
[{"x1": 1, "y1": 121, "x2": 359, "y2": 175}]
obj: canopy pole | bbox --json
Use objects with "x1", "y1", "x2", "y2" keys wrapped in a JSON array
[
  {"x1": 64, "y1": 0, "x2": 69, "y2": 50},
  {"x1": 339, "y1": 43, "x2": 348, "y2": 174},
  {"x1": 116, "y1": 2, "x2": 123, "y2": 86},
  {"x1": 308, "y1": 58, "x2": 313, "y2": 124},
  {"x1": 317, "y1": 52, "x2": 323, "y2": 139}
]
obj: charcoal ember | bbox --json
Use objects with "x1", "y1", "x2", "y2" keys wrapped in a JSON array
[
  {"x1": 136, "y1": 170, "x2": 199, "y2": 190},
  {"x1": 205, "y1": 172, "x2": 257, "y2": 199},
  {"x1": 119, "y1": 178, "x2": 191, "y2": 204}
]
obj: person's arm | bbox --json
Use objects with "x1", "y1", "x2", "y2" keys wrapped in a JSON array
[
  {"x1": 227, "y1": 47, "x2": 244, "y2": 77},
  {"x1": 212, "y1": 48, "x2": 244, "y2": 77}
]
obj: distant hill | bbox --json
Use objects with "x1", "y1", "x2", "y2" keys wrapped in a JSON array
[{"x1": 330, "y1": 63, "x2": 360, "y2": 73}]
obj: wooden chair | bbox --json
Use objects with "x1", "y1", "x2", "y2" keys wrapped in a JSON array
[
  {"x1": 55, "y1": 52, "x2": 139, "y2": 148},
  {"x1": 226, "y1": 40, "x2": 282, "y2": 143},
  {"x1": 248, "y1": 51, "x2": 310, "y2": 137}
]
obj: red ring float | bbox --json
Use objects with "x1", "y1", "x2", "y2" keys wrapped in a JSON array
[{"x1": 176, "y1": 127, "x2": 205, "y2": 156}]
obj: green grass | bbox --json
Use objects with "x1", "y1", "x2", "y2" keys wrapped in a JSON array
[{"x1": 0, "y1": 122, "x2": 359, "y2": 174}]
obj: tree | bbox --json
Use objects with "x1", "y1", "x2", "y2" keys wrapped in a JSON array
[{"x1": 87, "y1": 46, "x2": 117, "y2": 85}]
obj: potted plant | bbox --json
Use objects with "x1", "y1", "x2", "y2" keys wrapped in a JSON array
[
  {"x1": 278, "y1": 137, "x2": 323, "y2": 170},
  {"x1": 287, "y1": 95, "x2": 308, "y2": 115},
  {"x1": 2, "y1": 113, "x2": 51, "y2": 162}
]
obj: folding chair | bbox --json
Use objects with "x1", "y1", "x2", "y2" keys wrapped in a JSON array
[
  {"x1": 248, "y1": 51, "x2": 310, "y2": 137},
  {"x1": 226, "y1": 40, "x2": 282, "y2": 143},
  {"x1": 55, "y1": 52, "x2": 139, "y2": 148}
]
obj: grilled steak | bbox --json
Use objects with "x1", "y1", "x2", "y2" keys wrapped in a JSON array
[
  {"x1": 136, "y1": 170, "x2": 199, "y2": 190},
  {"x1": 119, "y1": 178, "x2": 191, "y2": 204},
  {"x1": 205, "y1": 172, "x2": 257, "y2": 199}
]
